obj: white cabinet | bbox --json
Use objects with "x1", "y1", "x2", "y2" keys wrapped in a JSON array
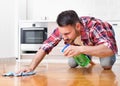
[
  {"x1": 27, "y1": 0, "x2": 94, "y2": 21},
  {"x1": 25, "y1": 0, "x2": 120, "y2": 21},
  {"x1": 108, "y1": 21, "x2": 120, "y2": 55}
]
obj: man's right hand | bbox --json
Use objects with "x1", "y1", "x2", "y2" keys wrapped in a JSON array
[{"x1": 16, "y1": 67, "x2": 34, "y2": 74}]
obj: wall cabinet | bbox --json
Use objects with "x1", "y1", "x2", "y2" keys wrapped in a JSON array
[
  {"x1": 25, "y1": 0, "x2": 120, "y2": 21},
  {"x1": 26, "y1": 0, "x2": 94, "y2": 21}
]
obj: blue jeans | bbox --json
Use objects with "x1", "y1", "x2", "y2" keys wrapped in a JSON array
[
  {"x1": 100, "y1": 55, "x2": 116, "y2": 67},
  {"x1": 68, "y1": 55, "x2": 116, "y2": 68}
]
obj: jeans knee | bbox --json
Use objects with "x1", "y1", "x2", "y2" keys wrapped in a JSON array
[
  {"x1": 100, "y1": 55, "x2": 116, "y2": 69},
  {"x1": 68, "y1": 57, "x2": 78, "y2": 68}
]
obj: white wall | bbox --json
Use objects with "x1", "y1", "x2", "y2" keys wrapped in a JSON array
[
  {"x1": 0, "y1": 0, "x2": 18, "y2": 58},
  {"x1": 92, "y1": 0, "x2": 120, "y2": 21}
]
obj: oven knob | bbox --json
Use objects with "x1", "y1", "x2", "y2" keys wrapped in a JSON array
[{"x1": 32, "y1": 24, "x2": 36, "y2": 27}]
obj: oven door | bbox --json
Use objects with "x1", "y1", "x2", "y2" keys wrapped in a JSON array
[{"x1": 21, "y1": 27, "x2": 47, "y2": 44}]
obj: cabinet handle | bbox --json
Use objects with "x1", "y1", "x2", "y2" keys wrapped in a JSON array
[{"x1": 112, "y1": 24, "x2": 118, "y2": 26}]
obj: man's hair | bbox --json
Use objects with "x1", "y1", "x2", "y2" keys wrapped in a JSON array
[{"x1": 56, "y1": 10, "x2": 81, "y2": 27}]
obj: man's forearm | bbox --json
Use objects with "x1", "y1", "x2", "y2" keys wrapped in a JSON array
[
  {"x1": 29, "y1": 49, "x2": 47, "y2": 70},
  {"x1": 81, "y1": 44, "x2": 114, "y2": 57}
]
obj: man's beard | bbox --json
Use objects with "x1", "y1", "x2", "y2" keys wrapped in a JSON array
[
  {"x1": 64, "y1": 28, "x2": 79, "y2": 45},
  {"x1": 64, "y1": 38, "x2": 75, "y2": 45},
  {"x1": 64, "y1": 37, "x2": 81, "y2": 46}
]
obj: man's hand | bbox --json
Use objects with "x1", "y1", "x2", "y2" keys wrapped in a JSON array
[
  {"x1": 63, "y1": 45, "x2": 82, "y2": 57},
  {"x1": 16, "y1": 67, "x2": 33, "y2": 74}
]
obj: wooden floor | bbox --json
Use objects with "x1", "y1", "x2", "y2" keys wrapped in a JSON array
[{"x1": 0, "y1": 59, "x2": 120, "y2": 86}]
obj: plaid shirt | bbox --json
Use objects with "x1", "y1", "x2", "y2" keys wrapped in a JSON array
[{"x1": 40, "y1": 16, "x2": 118, "y2": 54}]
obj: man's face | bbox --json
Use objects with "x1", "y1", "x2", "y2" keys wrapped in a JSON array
[{"x1": 58, "y1": 24, "x2": 80, "y2": 44}]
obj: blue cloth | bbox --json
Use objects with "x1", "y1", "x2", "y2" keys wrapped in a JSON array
[{"x1": 2, "y1": 71, "x2": 36, "y2": 77}]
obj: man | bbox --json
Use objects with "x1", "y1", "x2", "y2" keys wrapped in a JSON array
[{"x1": 19, "y1": 10, "x2": 117, "y2": 73}]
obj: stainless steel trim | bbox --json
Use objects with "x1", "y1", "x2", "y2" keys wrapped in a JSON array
[{"x1": 22, "y1": 27, "x2": 45, "y2": 30}]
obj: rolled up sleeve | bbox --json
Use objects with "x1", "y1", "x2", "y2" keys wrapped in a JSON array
[{"x1": 40, "y1": 28, "x2": 62, "y2": 54}]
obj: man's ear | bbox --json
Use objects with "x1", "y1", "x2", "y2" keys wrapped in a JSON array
[{"x1": 76, "y1": 22, "x2": 81, "y2": 30}]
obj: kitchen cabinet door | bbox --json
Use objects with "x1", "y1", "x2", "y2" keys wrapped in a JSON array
[
  {"x1": 20, "y1": 0, "x2": 120, "y2": 21},
  {"x1": 27, "y1": 0, "x2": 94, "y2": 21}
]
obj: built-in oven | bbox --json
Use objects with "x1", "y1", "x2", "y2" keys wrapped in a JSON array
[
  {"x1": 19, "y1": 21, "x2": 48, "y2": 54},
  {"x1": 21, "y1": 27, "x2": 47, "y2": 44}
]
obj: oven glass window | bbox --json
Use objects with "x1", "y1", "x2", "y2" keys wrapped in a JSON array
[
  {"x1": 21, "y1": 27, "x2": 47, "y2": 44},
  {"x1": 25, "y1": 30, "x2": 43, "y2": 43}
]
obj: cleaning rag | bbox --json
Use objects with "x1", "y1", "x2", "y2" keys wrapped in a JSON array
[{"x1": 2, "y1": 71, "x2": 36, "y2": 77}]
